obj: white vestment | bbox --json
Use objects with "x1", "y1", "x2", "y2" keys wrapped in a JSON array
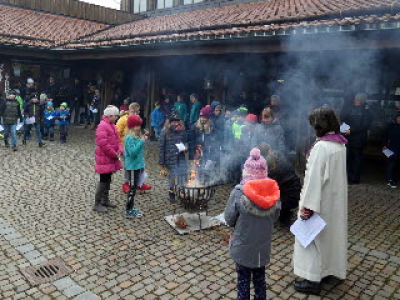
[{"x1": 293, "y1": 140, "x2": 348, "y2": 282}]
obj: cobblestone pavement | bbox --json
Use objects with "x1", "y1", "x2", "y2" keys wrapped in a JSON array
[{"x1": 0, "y1": 127, "x2": 399, "y2": 300}]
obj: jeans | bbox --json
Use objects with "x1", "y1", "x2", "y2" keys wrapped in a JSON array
[
  {"x1": 236, "y1": 263, "x2": 266, "y2": 300},
  {"x1": 126, "y1": 170, "x2": 140, "y2": 212},
  {"x1": 43, "y1": 125, "x2": 55, "y2": 139},
  {"x1": 3, "y1": 124, "x2": 17, "y2": 147},
  {"x1": 153, "y1": 126, "x2": 162, "y2": 139},
  {"x1": 346, "y1": 146, "x2": 364, "y2": 183},
  {"x1": 24, "y1": 123, "x2": 42, "y2": 142},
  {"x1": 387, "y1": 154, "x2": 400, "y2": 184}
]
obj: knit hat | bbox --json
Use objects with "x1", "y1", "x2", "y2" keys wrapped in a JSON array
[
  {"x1": 127, "y1": 115, "x2": 143, "y2": 128},
  {"x1": 103, "y1": 105, "x2": 119, "y2": 117},
  {"x1": 27, "y1": 78, "x2": 34, "y2": 84},
  {"x1": 200, "y1": 106, "x2": 211, "y2": 119},
  {"x1": 46, "y1": 101, "x2": 54, "y2": 107},
  {"x1": 40, "y1": 94, "x2": 47, "y2": 101},
  {"x1": 245, "y1": 114, "x2": 258, "y2": 124},
  {"x1": 30, "y1": 94, "x2": 38, "y2": 100},
  {"x1": 237, "y1": 106, "x2": 248, "y2": 117},
  {"x1": 169, "y1": 112, "x2": 181, "y2": 122},
  {"x1": 241, "y1": 148, "x2": 268, "y2": 184},
  {"x1": 60, "y1": 102, "x2": 68, "y2": 108},
  {"x1": 8, "y1": 90, "x2": 17, "y2": 95}
]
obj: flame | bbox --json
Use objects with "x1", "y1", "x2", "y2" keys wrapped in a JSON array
[{"x1": 187, "y1": 146, "x2": 202, "y2": 187}]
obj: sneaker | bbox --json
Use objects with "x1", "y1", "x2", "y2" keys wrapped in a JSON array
[
  {"x1": 388, "y1": 181, "x2": 397, "y2": 188},
  {"x1": 137, "y1": 183, "x2": 152, "y2": 191},
  {"x1": 12, "y1": 146, "x2": 17, "y2": 151},
  {"x1": 131, "y1": 207, "x2": 143, "y2": 217},
  {"x1": 124, "y1": 210, "x2": 135, "y2": 219},
  {"x1": 122, "y1": 182, "x2": 131, "y2": 194},
  {"x1": 38, "y1": 142, "x2": 45, "y2": 147}
]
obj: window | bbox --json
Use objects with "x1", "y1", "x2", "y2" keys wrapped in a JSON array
[{"x1": 133, "y1": 0, "x2": 148, "y2": 12}]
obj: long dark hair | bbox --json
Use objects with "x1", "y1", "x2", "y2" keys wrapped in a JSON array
[{"x1": 308, "y1": 107, "x2": 340, "y2": 137}]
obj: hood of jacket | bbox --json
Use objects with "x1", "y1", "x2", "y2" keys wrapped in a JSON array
[
  {"x1": 238, "y1": 179, "x2": 280, "y2": 217},
  {"x1": 211, "y1": 101, "x2": 221, "y2": 113}
]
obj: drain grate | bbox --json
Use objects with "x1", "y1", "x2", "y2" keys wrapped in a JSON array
[{"x1": 21, "y1": 258, "x2": 72, "y2": 286}]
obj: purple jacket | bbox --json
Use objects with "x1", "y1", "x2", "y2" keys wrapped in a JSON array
[{"x1": 95, "y1": 116, "x2": 123, "y2": 174}]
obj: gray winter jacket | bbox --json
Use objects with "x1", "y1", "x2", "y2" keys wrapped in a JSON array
[{"x1": 224, "y1": 180, "x2": 280, "y2": 269}]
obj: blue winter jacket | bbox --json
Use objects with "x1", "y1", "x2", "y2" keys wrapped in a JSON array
[
  {"x1": 57, "y1": 110, "x2": 70, "y2": 125},
  {"x1": 151, "y1": 108, "x2": 165, "y2": 128},
  {"x1": 44, "y1": 110, "x2": 57, "y2": 126}
]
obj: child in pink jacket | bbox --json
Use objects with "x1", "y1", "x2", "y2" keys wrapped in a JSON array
[{"x1": 94, "y1": 105, "x2": 123, "y2": 213}]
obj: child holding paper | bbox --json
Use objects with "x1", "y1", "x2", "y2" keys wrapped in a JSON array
[
  {"x1": 58, "y1": 102, "x2": 70, "y2": 143},
  {"x1": 382, "y1": 114, "x2": 400, "y2": 188},
  {"x1": 43, "y1": 101, "x2": 56, "y2": 141},
  {"x1": 124, "y1": 115, "x2": 147, "y2": 218},
  {"x1": 159, "y1": 112, "x2": 188, "y2": 203}
]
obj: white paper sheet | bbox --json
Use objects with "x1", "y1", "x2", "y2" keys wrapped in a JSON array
[
  {"x1": 137, "y1": 172, "x2": 148, "y2": 188},
  {"x1": 210, "y1": 212, "x2": 227, "y2": 226},
  {"x1": 25, "y1": 117, "x2": 35, "y2": 125},
  {"x1": 290, "y1": 213, "x2": 326, "y2": 248},
  {"x1": 204, "y1": 160, "x2": 216, "y2": 171},
  {"x1": 0, "y1": 125, "x2": 3, "y2": 131},
  {"x1": 16, "y1": 123, "x2": 23, "y2": 131},
  {"x1": 175, "y1": 143, "x2": 186, "y2": 153},
  {"x1": 383, "y1": 149, "x2": 395, "y2": 158},
  {"x1": 340, "y1": 123, "x2": 350, "y2": 133},
  {"x1": 46, "y1": 116, "x2": 54, "y2": 120}
]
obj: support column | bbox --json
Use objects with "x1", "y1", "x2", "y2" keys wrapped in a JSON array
[{"x1": 0, "y1": 60, "x2": 11, "y2": 97}]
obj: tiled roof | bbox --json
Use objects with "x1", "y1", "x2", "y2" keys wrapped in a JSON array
[
  {"x1": 64, "y1": 0, "x2": 400, "y2": 49},
  {"x1": 0, "y1": 4, "x2": 109, "y2": 48}
]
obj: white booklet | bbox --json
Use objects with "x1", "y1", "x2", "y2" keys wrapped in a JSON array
[
  {"x1": 340, "y1": 123, "x2": 350, "y2": 133},
  {"x1": 0, "y1": 125, "x2": 3, "y2": 131},
  {"x1": 290, "y1": 213, "x2": 326, "y2": 248},
  {"x1": 16, "y1": 123, "x2": 23, "y2": 131},
  {"x1": 137, "y1": 172, "x2": 148, "y2": 188},
  {"x1": 383, "y1": 149, "x2": 394, "y2": 158},
  {"x1": 175, "y1": 143, "x2": 186, "y2": 153},
  {"x1": 25, "y1": 116, "x2": 35, "y2": 125}
]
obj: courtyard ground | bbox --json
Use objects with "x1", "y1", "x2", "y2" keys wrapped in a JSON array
[{"x1": 0, "y1": 127, "x2": 399, "y2": 300}]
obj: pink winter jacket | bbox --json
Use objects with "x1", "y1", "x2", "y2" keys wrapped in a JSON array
[{"x1": 95, "y1": 116, "x2": 123, "y2": 174}]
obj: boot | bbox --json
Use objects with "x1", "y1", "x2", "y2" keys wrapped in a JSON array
[
  {"x1": 102, "y1": 181, "x2": 116, "y2": 209},
  {"x1": 4, "y1": 140, "x2": 10, "y2": 148},
  {"x1": 93, "y1": 182, "x2": 108, "y2": 213},
  {"x1": 38, "y1": 141, "x2": 45, "y2": 147},
  {"x1": 50, "y1": 134, "x2": 54, "y2": 141},
  {"x1": 90, "y1": 124, "x2": 96, "y2": 130},
  {"x1": 294, "y1": 280, "x2": 321, "y2": 295}
]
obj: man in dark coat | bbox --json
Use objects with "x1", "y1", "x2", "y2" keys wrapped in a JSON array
[
  {"x1": 46, "y1": 76, "x2": 60, "y2": 106},
  {"x1": 383, "y1": 114, "x2": 400, "y2": 188},
  {"x1": 0, "y1": 90, "x2": 21, "y2": 150},
  {"x1": 341, "y1": 93, "x2": 372, "y2": 184},
  {"x1": 69, "y1": 78, "x2": 84, "y2": 125},
  {"x1": 23, "y1": 94, "x2": 45, "y2": 147}
]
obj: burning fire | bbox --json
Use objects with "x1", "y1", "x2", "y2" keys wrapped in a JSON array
[{"x1": 187, "y1": 145, "x2": 202, "y2": 187}]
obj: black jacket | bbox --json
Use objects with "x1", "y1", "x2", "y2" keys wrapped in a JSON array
[
  {"x1": 341, "y1": 105, "x2": 372, "y2": 148},
  {"x1": 24, "y1": 100, "x2": 45, "y2": 124},
  {"x1": 383, "y1": 118, "x2": 400, "y2": 155},
  {"x1": 159, "y1": 128, "x2": 188, "y2": 176},
  {"x1": 188, "y1": 123, "x2": 216, "y2": 161},
  {"x1": 69, "y1": 84, "x2": 84, "y2": 106},
  {"x1": 0, "y1": 98, "x2": 21, "y2": 125}
]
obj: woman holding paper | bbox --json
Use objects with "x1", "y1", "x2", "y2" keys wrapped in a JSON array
[{"x1": 293, "y1": 107, "x2": 348, "y2": 295}]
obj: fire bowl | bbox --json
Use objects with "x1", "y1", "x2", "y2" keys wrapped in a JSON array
[{"x1": 175, "y1": 185, "x2": 216, "y2": 213}]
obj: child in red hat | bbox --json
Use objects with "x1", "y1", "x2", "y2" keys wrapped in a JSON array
[{"x1": 124, "y1": 114, "x2": 149, "y2": 218}]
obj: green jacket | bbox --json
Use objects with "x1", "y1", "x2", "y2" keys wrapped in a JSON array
[
  {"x1": 124, "y1": 134, "x2": 145, "y2": 171},
  {"x1": 232, "y1": 121, "x2": 246, "y2": 139},
  {"x1": 16, "y1": 95, "x2": 24, "y2": 111},
  {"x1": 190, "y1": 101, "x2": 202, "y2": 123},
  {"x1": 0, "y1": 98, "x2": 21, "y2": 125},
  {"x1": 174, "y1": 102, "x2": 188, "y2": 122}
]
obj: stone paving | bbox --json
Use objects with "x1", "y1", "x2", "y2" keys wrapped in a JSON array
[{"x1": 0, "y1": 127, "x2": 399, "y2": 300}]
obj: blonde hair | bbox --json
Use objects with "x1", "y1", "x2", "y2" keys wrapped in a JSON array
[
  {"x1": 127, "y1": 127, "x2": 141, "y2": 139},
  {"x1": 195, "y1": 118, "x2": 212, "y2": 134},
  {"x1": 129, "y1": 102, "x2": 140, "y2": 111}
]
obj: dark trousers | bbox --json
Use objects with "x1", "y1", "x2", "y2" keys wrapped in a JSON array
[
  {"x1": 387, "y1": 155, "x2": 400, "y2": 184},
  {"x1": 236, "y1": 263, "x2": 266, "y2": 300},
  {"x1": 70, "y1": 103, "x2": 81, "y2": 124},
  {"x1": 24, "y1": 123, "x2": 42, "y2": 142},
  {"x1": 100, "y1": 173, "x2": 112, "y2": 183},
  {"x1": 43, "y1": 125, "x2": 55, "y2": 139},
  {"x1": 126, "y1": 170, "x2": 140, "y2": 212},
  {"x1": 346, "y1": 146, "x2": 364, "y2": 183},
  {"x1": 59, "y1": 125, "x2": 68, "y2": 142}
]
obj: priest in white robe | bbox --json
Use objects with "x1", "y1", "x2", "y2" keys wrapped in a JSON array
[{"x1": 293, "y1": 107, "x2": 348, "y2": 295}]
